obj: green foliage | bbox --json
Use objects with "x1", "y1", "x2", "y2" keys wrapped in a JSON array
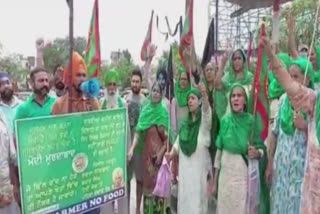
[
  {"x1": 255, "y1": 0, "x2": 320, "y2": 53},
  {"x1": 98, "y1": 49, "x2": 136, "y2": 90},
  {"x1": 43, "y1": 37, "x2": 87, "y2": 73},
  {"x1": 116, "y1": 56, "x2": 135, "y2": 89},
  {"x1": 0, "y1": 54, "x2": 29, "y2": 84}
]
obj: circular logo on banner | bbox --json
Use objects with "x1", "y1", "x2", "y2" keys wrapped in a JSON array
[{"x1": 72, "y1": 153, "x2": 88, "y2": 173}]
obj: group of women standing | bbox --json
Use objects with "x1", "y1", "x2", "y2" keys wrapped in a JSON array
[
  {"x1": 126, "y1": 28, "x2": 320, "y2": 213},
  {"x1": 126, "y1": 43, "x2": 274, "y2": 214}
]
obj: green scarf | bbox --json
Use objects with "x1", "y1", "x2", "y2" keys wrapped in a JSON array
[
  {"x1": 136, "y1": 99, "x2": 169, "y2": 132},
  {"x1": 279, "y1": 95, "x2": 307, "y2": 135},
  {"x1": 179, "y1": 88, "x2": 201, "y2": 156},
  {"x1": 216, "y1": 111, "x2": 253, "y2": 154},
  {"x1": 203, "y1": 77, "x2": 228, "y2": 120},
  {"x1": 222, "y1": 49, "x2": 253, "y2": 92},
  {"x1": 216, "y1": 84, "x2": 270, "y2": 213},
  {"x1": 280, "y1": 58, "x2": 314, "y2": 135},
  {"x1": 174, "y1": 72, "x2": 191, "y2": 107},
  {"x1": 290, "y1": 58, "x2": 315, "y2": 89},
  {"x1": 269, "y1": 53, "x2": 292, "y2": 100},
  {"x1": 216, "y1": 84, "x2": 253, "y2": 154}
]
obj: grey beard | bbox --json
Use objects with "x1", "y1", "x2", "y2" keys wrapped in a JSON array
[{"x1": 106, "y1": 90, "x2": 119, "y2": 108}]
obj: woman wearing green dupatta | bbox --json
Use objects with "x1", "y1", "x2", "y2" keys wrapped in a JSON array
[
  {"x1": 202, "y1": 61, "x2": 222, "y2": 213},
  {"x1": 171, "y1": 67, "x2": 191, "y2": 134},
  {"x1": 268, "y1": 53, "x2": 292, "y2": 101},
  {"x1": 202, "y1": 61, "x2": 221, "y2": 159},
  {"x1": 128, "y1": 82, "x2": 170, "y2": 214},
  {"x1": 213, "y1": 84, "x2": 269, "y2": 214},
  {"x1": 262, "y1": 37, "x2": 320, "y2": 214},
  {"x1": 215, "y1": 49, "x2": 253, "y2": 118},
  {"x1": 170, "y1": 67, "x2": 191, "y2": 213},
  {"x1": 267, "y1": 58, "x2": 313, "y2": 214},
  {"x1": 203, "y1": 61, "x2": 227, "y2": 120},
  {"x1": 167, "y1": 83, "x2": 213, "y2": 214},
  {"x1": 268, "y1": 53, "x2": 293, "y2": 131}
]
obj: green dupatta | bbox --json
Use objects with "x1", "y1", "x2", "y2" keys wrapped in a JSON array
[
  {"x1": 221, "y1": 49, "x2": 253, "y2": 92},
  {"x1": 136, "y1": 100, "x2": 169, "y2": 133},
  {"x1": 216, "y1": 84, "x2": 269, "y2": 214},
  {"x1": 280, "y1": 58, "x2": 314, "y2": 135},
  {"x1": 216, "y1": 84, "x2": 255, "y2": 154},
  {"x1": 203, "y1": 77, "x2": 227, "y2": 120},
  {"x1": 174, "y1": 73, "x2": 191, "y2": 107},
  {"x1": 179, "y1": 88, "x2": 202, "y2": 156},
  {"x1": 269, "y1": 53, "x2": 292, "y2": 100}
]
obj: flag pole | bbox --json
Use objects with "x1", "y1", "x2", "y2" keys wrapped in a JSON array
[
  {"x1": 68, "y1": 0, "x2": 74, "y2": 113},
  {"x1": 272, "y1": 0, "x2": 280, "y2": 53}
]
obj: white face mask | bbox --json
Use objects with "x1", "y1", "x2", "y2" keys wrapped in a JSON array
[{"x1": 299, "y1": 52, "x2": 308, "y2": 59}]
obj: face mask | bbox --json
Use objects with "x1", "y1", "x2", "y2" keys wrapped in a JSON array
[{"x1": 299, "y1": 52, "x2": 308, "y2": 59}]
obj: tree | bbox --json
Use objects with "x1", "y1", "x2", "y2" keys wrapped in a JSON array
[
  {"x1": 43, "y1": 37, "x2": 87, "y2": 72},
  {"x1": 98, "y1": 49, "x2": 137, "y2": 90},
  {"x1": 0, "y1": 54, "x2": 29, "y2": 87},
  {"x1": 262, "y1": 0, "x2": 320, "y2": 53}
]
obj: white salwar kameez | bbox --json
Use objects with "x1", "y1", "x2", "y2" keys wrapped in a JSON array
[{"x1": 173, "y1": 106, "x2": 212, "y2": 214}]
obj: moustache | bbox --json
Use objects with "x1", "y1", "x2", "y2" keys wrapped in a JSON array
[{"x1": 41, "y1": 86, "x2": 49, "y2": 92}]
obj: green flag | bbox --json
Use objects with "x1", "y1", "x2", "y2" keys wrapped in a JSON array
[{"x1": 85, "y1": 0, "x2": 101, "y2": 78}]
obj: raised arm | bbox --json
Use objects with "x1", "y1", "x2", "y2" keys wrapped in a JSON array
[
  {"x1": 215, "y1": 51, "x2": 229, "y2": 90},
  {"x1": 199, "y1": 81, "x2": 210, "y2": 113},
  {"x1": 287, "y1": 15, "x2": 299, "y2": 59},
  {"x1": 199, "y1": 81, "x2": 212, "y2": 130},
  {"x1": 263, "y1": 37, "x2": 316, "y2": 115},
  {"x1": 36, "y1": 38, "x2": 45, "y2": 67},
  {"x1": 262, "y1": 37, "x2": 299, "y2": 97}
]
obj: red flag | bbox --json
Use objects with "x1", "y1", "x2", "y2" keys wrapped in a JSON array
[
  {"x1": 141, "y1": 10, "x2": 154, "y2": 61},
  {"x1": 252, "y1": 23, "x2": 269, "y2": 141},
  {"x1": 84, "y1": 0, "x2": 101, "y2": 78},
  {"x1": 179, "y1": 0, "x2": 194, "y2": 72}
]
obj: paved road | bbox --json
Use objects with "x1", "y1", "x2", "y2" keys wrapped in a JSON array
[{"x1": 100, "y1": 176, "x2": 141, "y2": 214}]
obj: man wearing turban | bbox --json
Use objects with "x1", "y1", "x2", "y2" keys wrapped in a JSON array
[
  {"x1": 52, "y1": 52, "x2": 100, "y2": 214},
  {"x1": 100, "y1": 68, "x2": 129, "y2": 214},
  {"x1": 51, "y1": 52, "x2": 100, "y2": 114},
  {"x1": 100, "y1": 68, "x2": 125, "y2": 109}
]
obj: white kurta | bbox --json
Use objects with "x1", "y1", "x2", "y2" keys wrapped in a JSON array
[
  {"x1": 215, "y1": 150, "x2": 248, "y2": 214},
  {"x1": 174, "y1": 106, "x2": 212, "y2": 214}
]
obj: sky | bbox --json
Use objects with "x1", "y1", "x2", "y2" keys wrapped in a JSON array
[{"x1": 0, "y1": 0, "x2": 210, "y2": 65}]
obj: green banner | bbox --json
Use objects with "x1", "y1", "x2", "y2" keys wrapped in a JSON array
[{"x1": 16, "y1": 108, "x2": 127, "y2": 214}]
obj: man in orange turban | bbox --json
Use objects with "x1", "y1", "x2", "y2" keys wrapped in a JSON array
[{"x1": 51, "y1": 52, "x2": 100, "y2": 115}]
